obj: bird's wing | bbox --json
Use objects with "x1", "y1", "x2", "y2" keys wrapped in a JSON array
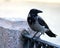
[
  {"x1": 38, "y1": 16, "x2": 49, "y2": 29},
  {"x1": 38, "y1": 16, "x2": 57, "y2": 37}
]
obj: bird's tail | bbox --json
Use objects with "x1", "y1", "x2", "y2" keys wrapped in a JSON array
[{"x1": 45, "y1": 30, "x2": 57, "y2": 37}]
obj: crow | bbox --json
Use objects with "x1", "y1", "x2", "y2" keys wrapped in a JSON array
[{"x1": 27, "y1": 9, "x2": 57, "y2": 38}]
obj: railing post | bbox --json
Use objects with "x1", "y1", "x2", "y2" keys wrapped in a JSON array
[
  {"x1": 23, "y1": 38, "x2": 28, "y2": 48},
  {"x1": 23, "y1": 38, "x2": 34, "y2": 48},
  {"x1": 34, "y1": 42, "x2": 41, "y2": 48},
  {"x1": 46, "y1": 45, "x2": 54, "y2": 48},
  {"x1": 28, "y1": 39, "x2": 34, "y2": 48}
]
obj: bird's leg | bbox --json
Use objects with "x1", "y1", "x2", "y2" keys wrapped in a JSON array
[
  {"x1": 37, "y1": 33, "x2": 42, "y2": 38},
  {"x1": 32, "y1": 32, "x2": 38, "y2": 38}
]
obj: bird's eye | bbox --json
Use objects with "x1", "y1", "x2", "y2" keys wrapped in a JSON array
[
  {"x1": 33, "y1": 16, "x2": 36, "y2": 17},
  {"x1": 32, "y1": 16, "x2": 35, "y2": 18}
]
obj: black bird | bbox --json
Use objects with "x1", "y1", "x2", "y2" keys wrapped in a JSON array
[{"x1": 27, "y1": 9, "x2": 57, "y2": 38}]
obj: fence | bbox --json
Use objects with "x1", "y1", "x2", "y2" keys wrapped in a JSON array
[{"x1": 21, "y1": 30, "x2": 60, "y2": 48}]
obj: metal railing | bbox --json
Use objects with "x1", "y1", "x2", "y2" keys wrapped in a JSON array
[{"x1": 21, "y1": 30, "x2": 60, "y2": 48}]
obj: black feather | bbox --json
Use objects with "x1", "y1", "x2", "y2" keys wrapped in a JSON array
[
  {"x1": 38, "y1": 17, "x2": 49, "y2": 29},
  {"x1": 45, "y1": 30, "x2": 56, "y2": 37},
  {"x1": 27, "y1": 16, "x2": 35, "y2": 25}
]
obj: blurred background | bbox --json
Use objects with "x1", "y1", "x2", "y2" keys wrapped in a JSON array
[{"x1": 0, "y1": 0, "x2": 60, "y2": 46}]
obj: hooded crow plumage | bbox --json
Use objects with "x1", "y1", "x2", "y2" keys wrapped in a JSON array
[{"x1": 27, "y1": 9, "x2": 57, "y2": 38}]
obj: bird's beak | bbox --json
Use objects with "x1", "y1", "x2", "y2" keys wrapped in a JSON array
[{"x1": 38, "y1": 10, "x2": 43, "y2": 13}]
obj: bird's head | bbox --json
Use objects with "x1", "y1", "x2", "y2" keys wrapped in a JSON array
[
  {"x1": 29, "y1": 9, "x2": 42, "y2": 16},
  {"x1": 28, "y1": 9, "x2": 42, "y2": 21}
]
